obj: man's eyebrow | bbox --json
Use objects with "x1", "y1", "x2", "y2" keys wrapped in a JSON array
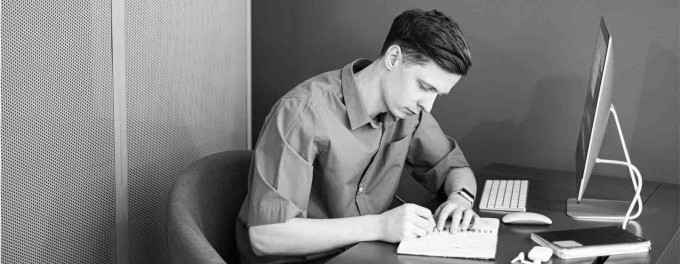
[{"x1": 419, "y1": 79, "x2": 449, "y2": 95}]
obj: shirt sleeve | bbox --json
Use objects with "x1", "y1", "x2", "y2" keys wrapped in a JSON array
[
  {"x1": 405, "y1": 112, "x2": 469, "y2": 196},
  {"x1": 246, "y1": 97, "x2": 320, "y2": 227}
]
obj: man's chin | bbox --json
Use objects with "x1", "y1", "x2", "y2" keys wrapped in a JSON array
[
  {"x1": 388, "y1": 112, "x2": 402, "y2": 120},
  {"x1": 392, "y1": 110, "x2": 411, "y2": 120}
]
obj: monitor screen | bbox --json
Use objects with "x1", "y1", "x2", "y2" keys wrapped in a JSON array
[{"x1": 575, "y1": 17, "x2": 614, "y2": 200}]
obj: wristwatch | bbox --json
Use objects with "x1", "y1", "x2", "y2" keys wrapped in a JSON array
[{"x1": 453, "y1": 188, "x2": 475, "y2": 204}]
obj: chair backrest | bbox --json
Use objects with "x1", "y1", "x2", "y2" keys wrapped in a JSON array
[{"x1": 167, "y1": 150, "x2": 252, "y2": 264}]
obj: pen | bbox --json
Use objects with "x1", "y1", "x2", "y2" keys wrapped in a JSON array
[
  {"x1": 393, "y1": 194, "x2": 439, "y2": 232},
  {"x1": 393, "y1": 194, "x2": 406, "y2": 204}
]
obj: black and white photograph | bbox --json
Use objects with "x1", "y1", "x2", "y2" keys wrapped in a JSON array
[{"x1": 1, "y1": 1, "x2": 678, "y2": 264}]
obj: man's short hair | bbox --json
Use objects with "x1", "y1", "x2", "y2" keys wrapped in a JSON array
[{"x1": 379, "y1": 9, "x2": 472, "y2": 75}]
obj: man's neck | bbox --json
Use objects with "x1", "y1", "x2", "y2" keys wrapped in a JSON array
[{"x1": 354, "y1": 60, "x2": 387, "y2": 119}]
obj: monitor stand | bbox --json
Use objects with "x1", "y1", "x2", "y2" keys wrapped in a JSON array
[
  {"x1": 567, "y1": 104, "x2": 643, "y2": 228},
  {"x1": 567, "y1": 198, "x2": 635, "y2": 219}
]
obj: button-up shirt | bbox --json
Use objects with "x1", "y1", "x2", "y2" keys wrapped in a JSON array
[{"x1": 236, "y1": 59, "x2": 469, "y2": 263}]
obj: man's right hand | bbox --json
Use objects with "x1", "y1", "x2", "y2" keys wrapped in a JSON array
[{"x1": 377, "y1": 204, "x2": 437, "y2": 243}]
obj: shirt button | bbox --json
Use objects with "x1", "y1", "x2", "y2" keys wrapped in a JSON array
[{"x1": 358, "y1": 187, "x2": 364, "y2": 192}]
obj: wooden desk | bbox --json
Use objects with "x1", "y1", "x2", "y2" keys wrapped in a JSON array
[{"x1": 326, "y1": 163, "x2": 679, "y2": 264}]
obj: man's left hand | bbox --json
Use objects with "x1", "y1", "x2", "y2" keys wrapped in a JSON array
[{"x1": 433, "y1": 194, "x2": 479, "y2": 233}]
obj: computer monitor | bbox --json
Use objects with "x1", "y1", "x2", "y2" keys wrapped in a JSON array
[
  {"x1": 575, "y1": 17, "x2": 614, "y2": 201},
  {"x1": 567, "y1": 17, "x2": 643, "y2": 222}
]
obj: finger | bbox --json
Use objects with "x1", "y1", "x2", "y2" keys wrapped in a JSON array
[
  {"x1": 460, "y1": 209, "x2": 475, "y2": 231},
  {"x1": 433, "y1": 206, "x2": 444, "y2": 231},
  {"x1": 470, "y1": 214, "x2": 481, "y2": 229},
  {"x1": 410, "y1": 222, "x2": 428, "y2": 238},
  {"x1": 436, "y1": 204, "x2": 456, "y2": 231},
  {"x1": 410, "y1": 213, "x2": 435, "y2": 232},
  {"x1": 411, "y1": 205, "x2": 436, "y2": 228},
  {"x1": 449, "y1": 208, "x2": 464, "y2": 233},
  {"x1": 433, "y1": 205, "x2": 443, "y2": 220}
]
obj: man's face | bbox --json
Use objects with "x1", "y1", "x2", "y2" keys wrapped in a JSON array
[{"x1": 383, "y1": 58, "x2": 462, "y2": 119}]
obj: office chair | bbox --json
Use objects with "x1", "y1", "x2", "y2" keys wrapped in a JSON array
[{"x1": 167, "y1": 150, "x2": 252, "y2": 264}]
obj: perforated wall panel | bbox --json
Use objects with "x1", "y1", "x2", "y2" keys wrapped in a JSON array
[
  {"x1": 1, "y1": 1, "x2": 117, "y2": 263},
  {"x1": 124, "y1": 1, "x2": 248, "y2": 263}
]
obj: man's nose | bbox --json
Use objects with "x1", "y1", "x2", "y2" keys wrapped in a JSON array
[{"x1": 418, "y1": 95, "x2": 436, "y2": 113}]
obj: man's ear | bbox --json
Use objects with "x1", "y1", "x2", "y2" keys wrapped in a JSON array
[{"x1": 384, "y1": 45, "x2": 402, "y2": 70}]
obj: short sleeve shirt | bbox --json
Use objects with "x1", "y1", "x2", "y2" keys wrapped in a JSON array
[{"x1": 236, "y1": 59, "x2": 469, "y2": 263}]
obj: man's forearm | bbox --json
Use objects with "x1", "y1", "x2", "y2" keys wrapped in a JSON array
[
  {"x1": 249, "y1": 214, "x2": 382, "y2": 256},
  {"x1": 443, "y1": 167, "x2": 477, "y2": 202}
]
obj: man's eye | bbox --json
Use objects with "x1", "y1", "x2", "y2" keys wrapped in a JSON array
[{"x1": 420, "y1": 84, "x2": 439, "y2": 94}]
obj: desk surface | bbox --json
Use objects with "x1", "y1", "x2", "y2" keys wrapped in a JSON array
[{"x1": 326, "y1": 163, "x2": 679, "y2": 264}]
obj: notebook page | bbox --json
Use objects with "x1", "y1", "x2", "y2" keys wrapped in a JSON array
[{"x1": 397, "y1": 218, "x2": 500, "y2": 260}]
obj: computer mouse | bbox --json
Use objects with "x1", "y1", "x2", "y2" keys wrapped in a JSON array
[{"x1": 502, "y1": 212, "x2": 552, "y2": 225}]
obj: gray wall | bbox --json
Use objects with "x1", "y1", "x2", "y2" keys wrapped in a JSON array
[{"x1": 252, "y1": 0, "x2": 679, "y2": 198}]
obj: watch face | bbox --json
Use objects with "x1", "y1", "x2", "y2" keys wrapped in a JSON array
[{"x1": 460, "y1": 188, "x2": 475, "y2": 201}]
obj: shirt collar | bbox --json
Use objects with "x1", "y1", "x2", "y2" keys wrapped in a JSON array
[{"x1": 341, "y1": 59, "x2": 379, "y2": 130}]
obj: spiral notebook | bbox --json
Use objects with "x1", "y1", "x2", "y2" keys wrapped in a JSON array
[{"x1": 397, "y1": 217, "x2": 500, "y2": 260}]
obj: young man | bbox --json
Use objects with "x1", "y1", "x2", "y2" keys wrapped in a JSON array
[{"x1": 236, "y1": 9, "x2": 478, "y2": 263}]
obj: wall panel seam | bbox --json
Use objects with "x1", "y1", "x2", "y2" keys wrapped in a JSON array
[
  {"x1": 111, "y1": 0, "x2": 129, "y2": 263},
  {"x1": 247, "y1": 0, "x2": 252, "y2": 150}
]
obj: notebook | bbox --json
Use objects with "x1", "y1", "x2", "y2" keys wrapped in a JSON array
[
  {"x1": 531, "y1": 225, "x2": 651, "y2": 259},
  {"x1": 396, "y1": 217, "x2": 500, "y2": 260}
]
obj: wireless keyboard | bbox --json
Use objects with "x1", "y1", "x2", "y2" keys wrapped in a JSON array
[{"x1": 479, "y1": 180, "x2": 528, "y2": 212}]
